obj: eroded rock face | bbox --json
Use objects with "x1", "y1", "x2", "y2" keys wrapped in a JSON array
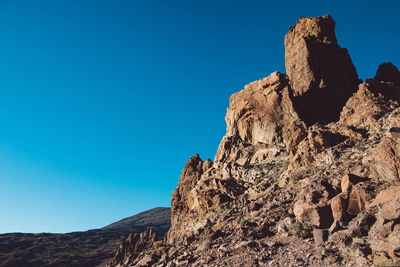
[
  {"x1": 215, "y1": 71, "x2": 304, "y2": 165},
  {"x1": 167, "y1": 154, "x2": 213, "y2": 241},
  {"x1": 285, "y1": 15, "x2": 359, "y2": 125},
  {"x1": 107, "y1": 228, "x2": 157, "y2": 267},
  {"x1": 339, "y1": 78, "x2": 400, "y2": 134}
]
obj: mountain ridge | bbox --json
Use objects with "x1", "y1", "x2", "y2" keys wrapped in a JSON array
[{"x1": 0, "y1": 207, "x2": 170, "y2": 267}]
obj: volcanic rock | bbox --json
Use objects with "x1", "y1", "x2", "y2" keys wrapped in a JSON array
[
  {"x1": 167, "y1": 154, "x2": 213, "y2": 241},
  {"x1": 331, "y1": 193, "x2": 350, "y2": 227},
  {"x1": 339, "y1": 78, "x2": 400, "y2": 134},
  {"x1": 107, "y1": 15, "x2": 400, "y2": 267},
  {"x1": 285, "y1": 15, "x2": 359, "y2": 125},
  {"x1": 106, "y1": 228, "x2": 157, "y2": 267},
  {"x1": 215, "y1": 71, "x2": 304, "y2": 165},
  {"x1": 375, "y1": 62, "x2": 400, "y2": 86},
  {"x1": 371, "y1": 137, "x2": 400, "y2": 181}
]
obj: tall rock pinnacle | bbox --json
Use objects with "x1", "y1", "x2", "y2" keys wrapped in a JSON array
[{"x1": 284, "y1": 15, "x2": 359, "y2": 125}]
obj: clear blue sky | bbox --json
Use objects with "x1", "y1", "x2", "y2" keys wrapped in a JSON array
[{"x1": 0, "y1": 0, "x2": 398, "y2": 233}]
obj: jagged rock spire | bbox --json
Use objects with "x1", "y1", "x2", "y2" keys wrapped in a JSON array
[{"x1": 285, "y1": 15, "x2": 359, "y2": 125}]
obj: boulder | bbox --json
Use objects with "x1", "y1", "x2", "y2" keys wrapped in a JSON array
[
  {"x1": 372, "y1": 186, "x2": 400, "y2": 221},
  {"x1": 293, "y1": 179, "x2": 334, "y2": 228},
  {"x1": 313, "y1": 228, "x2": 329, "y2": 244},
  {"x1": 331, "y1": 193, "x2": 350, "y2": 226},
  {"x1": 347, "y1": 185, "x2": 368, "y2": 216},
  {"x1": 371, "y1": 138, "x2": 400, "y2": 182}
]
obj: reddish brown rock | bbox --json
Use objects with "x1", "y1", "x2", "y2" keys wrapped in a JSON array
[
  {"x1": 285, "y1": 15, "x2": 359, "y2": 125},
  {"x1": 293, "y1": 179, "x2": 334, "y2": 228},
  {"x1": 347, "y1": 185, "x2": 367, "y2": 216},
  {"x1": 341, "y1": 174, "x2": 353, "y2": 193},
  {"x1": 372, "y1": 138, "x2": 400, "y2": 181},
  {"x1": 339, "y1": 79, "x2": 400, "y2": 134},
  {"x1": 341, "y1": 173, "x2": 369, "y2": 193},
  {"x1": 372, "y1": 186, "x2": 400, "y2": 221},
  {"x1": 167, "y1": 154, "x2": 213, "y2": 241},
  {"x1": 104, "y1": 15, "x2": 400, "y2": 267},
  {"x1": 107, "y1": 228, "x2": 157, "y2": 267},
  {"x1": 290, "y1": 124, "x2": 347, "y2": 169},
  {"x1": 331, "y1": 193, "x2": 350, "y2": 226},
  {"x1": 215, "y1": 71, "x2": 304, "y2": 164},
  {"x1": 293, "y1": 201, "x2": 321, "y2": 227}
]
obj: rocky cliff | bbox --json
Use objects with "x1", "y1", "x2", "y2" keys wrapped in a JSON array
[{"x1": 108, "y1": 15, "x2": 400, "y2": 267}]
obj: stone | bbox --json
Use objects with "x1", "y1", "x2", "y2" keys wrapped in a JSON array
[
  {"x1": 107, "y1": 15, "x2": 400, "y2": 267},
  {"x1": 341, "y1": 174, "x2": 353, "y2": 193},
  {"x1": 331, "y1": 193, "x2": 350, "y2": 226},
  {"x1": 348, "y1": 212, "x2": 376, "y2": 237},
  {"x1": 285, "y1": 15, "x2": 359, "y2": 125},
  {"x1": 372, "y1": 186, "x2": 400, "y2": 221},
  {"x1": 293, "y1": 201, "x2": 333, "y2": 228},
  {"x1": 389, "y1": 127, "x2": 400, "y2": 139},
  {"x1": 375, "y1": 62, "x2": 400, "y2": 86},
  {"x1": 372, "y1": 138, "x2": 400, "y2": 182},
  {"x1": 347, "y1": 184, "x2": 368, "y2": 216},
  {"x1": 313, "y1": 228, "x2": 328, "y2": 244},
  {"x1": 341, "y1": 174, "x2": 368, "y2": 193},
  {"x1": 328, "y1": 220, "x2": 341, "y2": 234}
]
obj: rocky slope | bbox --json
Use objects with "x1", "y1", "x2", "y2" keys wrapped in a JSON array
[
  {"x1": 0, "y1": 207, "x2": 170, "y2": 267},
  {"x1": 108, "y1": 15, "x2": 400, "y2": 267}
]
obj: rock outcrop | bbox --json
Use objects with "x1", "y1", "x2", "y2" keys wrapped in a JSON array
[
  {"x1": 106, "y1": 228, "x2": 157, "y2": 267},
  {"x1": 285, "y1": 15, "x2": 359, "y2": 125},
  {"x1": 108, "y1": 15, "x2": 400, "y2": 267},
  {"x1": 339, "y1": 79, "x2": 400, "y2": 133},
  {"x1": 214, "y1": 71, "x2": 304, "y2": 165},
  {"x1": 375, "y1": 62, "x2": 400, "y2": 86}
]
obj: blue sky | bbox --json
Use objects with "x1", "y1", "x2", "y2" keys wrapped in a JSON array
[{"x1": 0, "y1": 0, "x2": 398, "y2": 233}]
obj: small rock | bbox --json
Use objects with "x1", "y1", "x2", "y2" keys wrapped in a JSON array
[{"x1": 313, "y1": 229, "x2": 328, "y2": 244}]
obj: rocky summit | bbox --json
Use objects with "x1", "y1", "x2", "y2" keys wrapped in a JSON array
[{"x1": 107, "y1": 15, "x2": 400, "y2": 267}]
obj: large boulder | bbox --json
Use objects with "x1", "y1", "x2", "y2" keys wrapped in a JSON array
[
  {"x1": 371, "y1": 137, "x2": 400, "y2": 182},
  {"x1": 285, "y1": 15, "x2": 359, "y2": 125}
]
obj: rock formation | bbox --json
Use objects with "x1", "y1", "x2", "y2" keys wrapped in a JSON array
[
  {"x1": 106, "y1": 229, "x2": 158, "y2": 267},
  {"x1": 285, "y1": 15, "x2": 359, "y2": 125},
  {"x1": 214, "y1": 71, "x2": 304, "y2": 165},
  {"x1": 108, "y1": 15, "x2": 400, "y2": 267},
  {"x1": 375, "y1": 62, "x2": 400, "y2": 86}
]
